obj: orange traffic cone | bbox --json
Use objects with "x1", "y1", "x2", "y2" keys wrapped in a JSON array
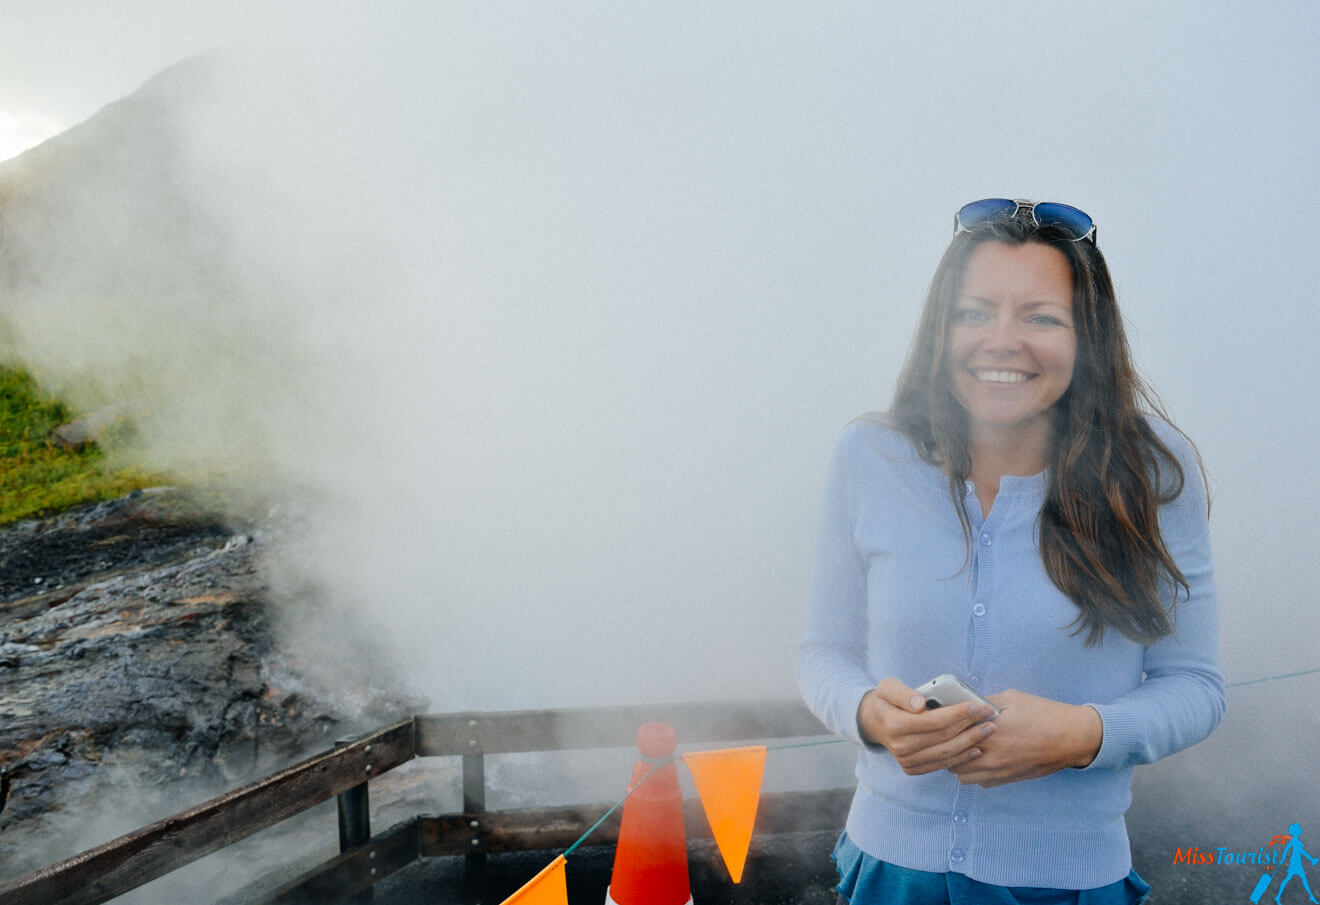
[{"x1": 606, "y1": 722, "x2": 693, "y2": 905}]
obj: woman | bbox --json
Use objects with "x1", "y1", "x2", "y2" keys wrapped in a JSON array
[{"x1": 798, "y1": 199, "x2": 1224, "y2": 904}]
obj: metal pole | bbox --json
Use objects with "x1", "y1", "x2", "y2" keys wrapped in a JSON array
[
  {"x1": 462, "y1": 749, "x2": 488, "y2": 902},
  {"x1": 337, "y1": 783, "x2": 371, "y2": 852},
  {"x1": 335, "y1": 737, "x2": 374, "y2": 904}
]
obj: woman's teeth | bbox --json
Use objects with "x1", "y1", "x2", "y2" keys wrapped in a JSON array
[{"x1": 973, "y1": 370, "x2": 1029, "y2": 383}]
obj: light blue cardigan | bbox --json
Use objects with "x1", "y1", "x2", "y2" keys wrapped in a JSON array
[{"x1": 798, "y1": 418, "x2": 1224, "y2": 889}]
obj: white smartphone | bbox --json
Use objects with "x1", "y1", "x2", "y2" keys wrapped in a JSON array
[{"x1": 915, "y1": 674, "x2": 1000, "y2": 722}]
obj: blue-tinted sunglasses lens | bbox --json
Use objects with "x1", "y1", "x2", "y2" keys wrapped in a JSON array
[
  {"x1": 955, "y1": 198, "x2": 1019, "y2": 232},
  {"x1": 1032, "y1": 202, "x2": 1094, "y2": 240}
]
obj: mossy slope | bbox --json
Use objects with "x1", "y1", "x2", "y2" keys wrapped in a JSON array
[{"x1": 0, "y1": 366, "x2": 166, "y2": 524}]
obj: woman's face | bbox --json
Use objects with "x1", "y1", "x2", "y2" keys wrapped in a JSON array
[{"x1": 946, "y1": 240, "x2": 1077, "y2": 444}]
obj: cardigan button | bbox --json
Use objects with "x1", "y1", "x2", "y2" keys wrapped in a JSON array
[
  {"x1": 972, "y1": 603, "x2": 986, "y2": 617},
  {"x1": 950, "y1": 849, "x2": 966, "y2": 862},
  {"x1": 953, "y1": 811, "x2": 968, "y2": 824},
  {"x1": 979, "y1": 533, "x2": 992, "y2": 546}
]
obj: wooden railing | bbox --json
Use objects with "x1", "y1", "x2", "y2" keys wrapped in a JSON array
[{"x1": 0, "y1": 699, "x2": 848, "y2": 905}]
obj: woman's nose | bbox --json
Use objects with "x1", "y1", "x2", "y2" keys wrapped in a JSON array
[{"x1": 982, "y1": 316, "x2": 1023, "y2": 351}]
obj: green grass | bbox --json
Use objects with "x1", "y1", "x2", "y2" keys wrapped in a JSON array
[{"x1": 0, "y1": 366, "x2": 170, "y2": 524}]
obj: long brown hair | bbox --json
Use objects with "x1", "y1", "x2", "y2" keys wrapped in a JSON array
[{"x1": 887, "y1": 211, "x2": 1205, "y2": 645}]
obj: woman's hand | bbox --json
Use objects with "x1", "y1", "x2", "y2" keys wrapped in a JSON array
[
  {"x1": 947, "y1": 689, "x2": 1102, "y2": 788},
  {"x1": 857, "y1": 677, "x2": 998, "y2": 775}
]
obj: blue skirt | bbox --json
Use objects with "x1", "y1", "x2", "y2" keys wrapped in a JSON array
[{"x1": 833, "y1": 833, "x2": 1151, "y2": 905}]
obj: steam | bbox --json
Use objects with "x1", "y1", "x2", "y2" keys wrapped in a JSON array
[{"x1": 1, "y1": 22, "x2": 901, "y2": 712}]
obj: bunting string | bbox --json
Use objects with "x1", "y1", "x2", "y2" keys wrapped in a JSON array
[
  {"x1": 1225, "y1": 667, "x2": 1320, "y2": 688},
  {"x1": 562, "y1": 761, "x2": 663, "y2": 857}
]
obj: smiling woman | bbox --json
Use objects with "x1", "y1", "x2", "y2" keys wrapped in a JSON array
[{"x1": 798, "y1": 199, "x2": 1224, "y2": 904}]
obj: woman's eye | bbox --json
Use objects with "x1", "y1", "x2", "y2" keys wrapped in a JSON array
[
  {"x1": 952, "y1": 308, "x2": 989, "y2": 324},
  {"x1": 1028, "y1": 314, "x2": 1068, "y2": 327}
]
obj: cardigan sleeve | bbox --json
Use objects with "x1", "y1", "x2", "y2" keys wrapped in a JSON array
[
  {"x1": 1084, "y1": 426, "x2": 1226, "y2": 770},
  {"x1": 797, "y1": 425, "x2": 878, "y2": 746}
]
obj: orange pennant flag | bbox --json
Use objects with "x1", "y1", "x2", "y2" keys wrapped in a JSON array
[
  {"x1": 681, "y1": 745, "x2": 767, "y2": 883},
  {"x1": 498, "y1": 854, "x2": 568, "y2": 905}
]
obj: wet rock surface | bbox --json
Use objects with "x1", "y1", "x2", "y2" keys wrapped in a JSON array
[
  {"x1": 0, "y1": 489, "x2": 231, "y2": 605},
  {"x1": 0, "y1": 491, "x2": 384, "y2": 880}
]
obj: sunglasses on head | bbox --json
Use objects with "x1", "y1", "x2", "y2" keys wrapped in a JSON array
[{"x1": 954, "y1": 198, "x2": 1097, "y2": 244}]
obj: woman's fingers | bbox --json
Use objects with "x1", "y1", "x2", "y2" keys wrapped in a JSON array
[
  {"x1": 947, "y1": 691, "x2": 1104, "y2": 787},
  {"x1": 891, "y1": 719, "x2": 997, "y2": 774},
  {"x1": 858, "y1": 678, "x2": 998, "y2": 773},
  {"x1": 872, "y1": 676, "x2": 927, "y2": 713}
]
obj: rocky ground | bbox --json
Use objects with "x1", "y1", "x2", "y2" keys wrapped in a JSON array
[{"x1": 0, "y1": 490, "x2": 409, "y2": 883}]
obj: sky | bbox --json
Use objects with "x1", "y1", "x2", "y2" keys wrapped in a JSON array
[
  {"x1": 1, "y1": 2, "x2": 1318, "y2": 881},
  {"x1": 0, "y1": 2, "x2": 322, "y2": 159}
]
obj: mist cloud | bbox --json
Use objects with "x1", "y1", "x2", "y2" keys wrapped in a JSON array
[
  {"x1": 0, "y1": 19, "x2": 864, "y2": 711},
  {"x1": 1, "y1": 5, "x2": 1317, "y2": 719}
]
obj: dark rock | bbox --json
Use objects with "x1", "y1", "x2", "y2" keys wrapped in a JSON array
[
  {"x1": 48, "y1": 400, "x2": 145, "y2": 450},
  {"x1": 0, "y1": 490, "x2": 232, "y2": 606}
]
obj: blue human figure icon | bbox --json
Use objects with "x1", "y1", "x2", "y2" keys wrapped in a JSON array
[{"x1": 1275, "y1": 824, "x2": 1319, "y2": 904}]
